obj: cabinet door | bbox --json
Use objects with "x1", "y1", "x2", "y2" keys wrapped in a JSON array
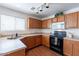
[
  {"x1": 37, "y1": 20, "x2": 42, "y2": 28},
  {"x1": 28, "y1": 17, "x2": 42, "y2": 29},
  {"x1": 47, "y1": 19, "x2": 51, "y2": 28},
  {"x1": 77, "y1": 12, "x2": 79, "y2": 28},
  {"x1": 42, "y1": 19, "x2": 51, "y2": 29},
  {"x1": 65, "y1": 12, "x2": 77, "y2": 28},
  {"x1": 42, "y1": 20, "x2": 47, "y2": 29},
  {"x1": 42, "y1": 35, "x2": 46, "y2": 45},
  {"x1": 26, "y1": 36, "x2": 35, "y2": 49},
  {"x1": 42, "y1": 34, "x2": 50, "y2": 47},
  {"x1": 63, "y1": 39, "x2": 73, "y2": 56},
  {"x1": 35, "y1": 35, "x2": 42, "y2": 46},
  {"x1": 21, "y1": 37, "x2": 27, "y2": 46},
  {"x1": 29, "y1": 18, "x2": 36, "y2": 28},
  {"x1": 73, "y1": 41, "x2": 79, "y2": 56},
  {"x1": 57, "y1": 16, "x2": 64, "y2": 22},
  {"x1": 52, "y1": 18, "x2": 58, "y2": 23},
  {"x1": 22, "y1": 36, "x2": 35, "y2": 49}
]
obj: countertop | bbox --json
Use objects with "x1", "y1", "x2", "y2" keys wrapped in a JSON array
[
  {"x1": 64, "y1": 37, "x2": 79, "y2": 41},
  {"x1": 19, "y1": 33, "x2": 50, "y2": 39},
  {"x1": 0, "y1": 37, "x2": 27, "y2": 56},
  {"x1": 0, "y1": 33, "x2": 50, "y2": 56}
]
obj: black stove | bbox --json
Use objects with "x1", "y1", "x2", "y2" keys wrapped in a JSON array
[{"x1": 50, "y1": 31, "x2": 66, "y2": 55}]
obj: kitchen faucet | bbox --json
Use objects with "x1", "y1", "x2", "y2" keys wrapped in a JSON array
[{"x1": 15, "y1": 33, "x2": 18, "y2": 37}]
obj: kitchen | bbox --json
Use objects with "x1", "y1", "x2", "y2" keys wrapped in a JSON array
[{"x1": 0, "y1": 3, "x2": 79, "y2": 56}]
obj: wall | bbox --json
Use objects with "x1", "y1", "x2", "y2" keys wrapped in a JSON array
[
  {"x1": 41, "y1": 29, "x2": 51, "y2": 33},
  {"x1": 0, "y1": 6, "x2": 41, "y2": 35},
  {"x1": 1, "y1": 6, "x2": 79, "y2": 36}
]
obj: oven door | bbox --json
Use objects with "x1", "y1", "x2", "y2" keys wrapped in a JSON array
[{"x1": 50, "y1": 36, "x2": 61, "y2": 48}]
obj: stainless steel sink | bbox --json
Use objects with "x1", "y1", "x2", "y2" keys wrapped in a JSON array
[{"x1": 7, "y1": 36, "x2": 22, "y2": 40}]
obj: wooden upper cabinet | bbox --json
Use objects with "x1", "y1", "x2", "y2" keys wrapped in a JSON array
[
  {"x1": 28, "y1": 17, "x2": 42, "y2": 29},
  {"x1": 37, "y1": 20, "x2": 42, "y2": 28},
  {"x1": 63, "y1": 39, "x2": 73, "y2": 56},
  {"x1": 42, "y1": 20, "x2": 47, "y2": 29},
  {"x1": 52, "y1": 16, "x2": 64, "y2": 23},
  {"x1": 52, "y1": 18, "x2": 57, "y2": 23},
  {"x1": 47, "y1": 19, "x2": 51, "y2": 28},
  {"x1": 57, "y1": 16, "x2": 64, "y2": 22},
  {"x1": 42, "y1": 19, "x2": 51, "y2": 29},
  {"x1": 65, "y1": 12, "x2": 78, "y2": 29},
  {"x1": 77, "y1": 12, "x2": 79, "y2": 28}
]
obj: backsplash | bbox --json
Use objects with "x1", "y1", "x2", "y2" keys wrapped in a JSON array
[
  {"x1": 1, "y1": 28, "x2": 79, "y2": 38},
  {"x1": 0, "y1": 29, "x2": 42, "y2": 36},
  {"x1": 41, "y1": 29, "x2": 51, "y2": 33},
  {"x1": 41, "y1": 28, "x2": 79, "y2": 38},
  {"x1": 65, "y1": 29, "x2": 79, "y2": 38}
]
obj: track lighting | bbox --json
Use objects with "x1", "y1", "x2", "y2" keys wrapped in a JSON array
[{"x1": 31, "y1": 3, "x2": 49, "y2": 14}]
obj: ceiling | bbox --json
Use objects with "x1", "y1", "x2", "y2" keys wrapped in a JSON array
[{"x1": 0, "y1": 3, "x2": 79, "y2": 18}]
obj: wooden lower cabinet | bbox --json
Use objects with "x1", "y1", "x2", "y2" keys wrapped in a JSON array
[
  {"x1": 6, "y1": 48, "x2": 25, "y2": 56},
  {"x1": 42, "y1": 34, "x2": 50, "y2": 47},
  {"x1": 63, "y1": 39, "x2": 73, "y2": 56},
  {"x1": 21, "y1": 37, "x2": 34, "y2": 49},
  {"x1": 21, "y1": 34, "x2": 50, "y2": 50},
  {"x1": 21, "y1": 35, "x2": 42, "y2": 50},
  {"x1": 26, "y1": 36, "x2": 35, "y2": 49},
  {"x1": 64, "y1": 38, "x2": 79, "y2": 56},
  {"x1": 35, "y1": 35, "x2": 42, "y2": 46},
  {"x1": 73, "y1": 41, "x2": 79, "y2": 56}
]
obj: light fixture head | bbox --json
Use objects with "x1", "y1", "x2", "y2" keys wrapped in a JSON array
[
  {"x1": 31, "y1": 7, "x2": 35, "y2": 10},
  {"x1": 36, "y1": 12, "x2": 39, "y2": 14},
  {"x1": 45, "y1": 3, "x2": 49, "y2": 8},
  {"x1": 39, "y1": 6, "x2": 43, "y2": 12},
  {"x1": 40, "y1": 9, "x2": 43, "y2": 12},
  {"x1": 46, "y1": 6, "x2": 49, "y2": 8}
]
